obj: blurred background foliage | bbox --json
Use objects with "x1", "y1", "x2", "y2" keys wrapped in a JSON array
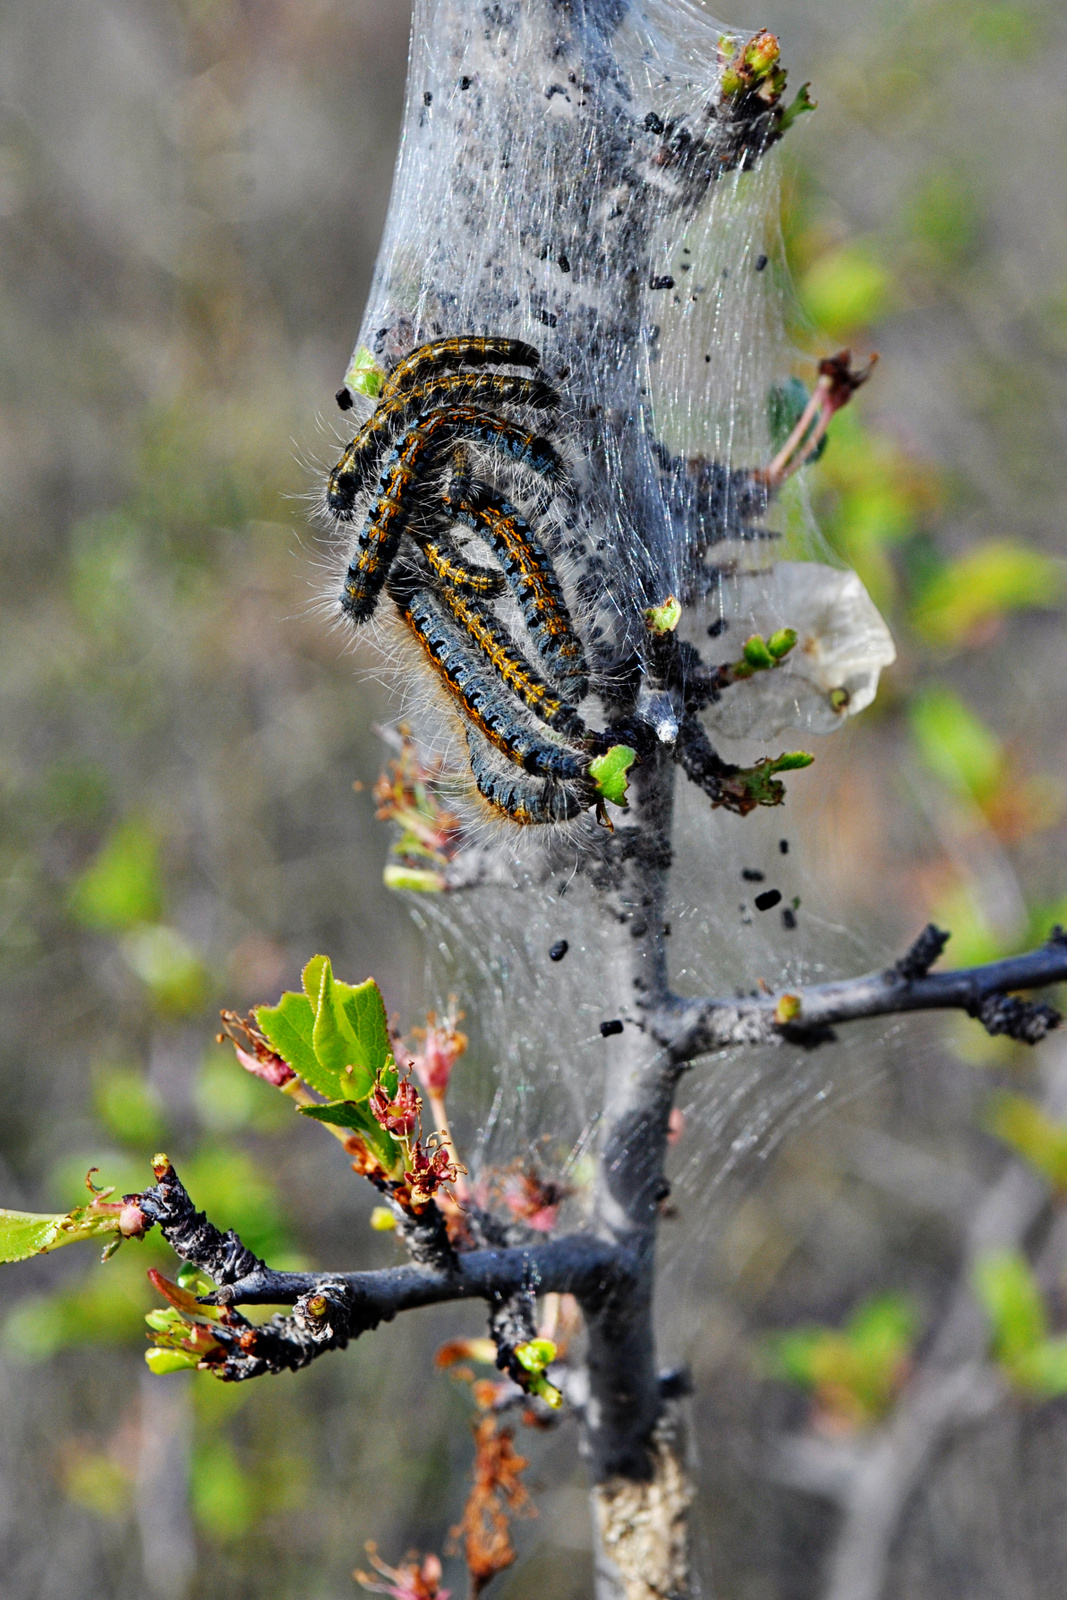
[{"x1": 1, "y1": 1, "x2": 1067, "y2": 1597}]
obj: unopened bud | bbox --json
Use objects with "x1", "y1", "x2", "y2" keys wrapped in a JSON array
[{"x1": 118, "y1": 1202, "x2": 149, "y2": 1238}]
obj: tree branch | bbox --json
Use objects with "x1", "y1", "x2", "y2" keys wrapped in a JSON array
[{"x1": 651, "y1": 926, "x2": 1067, "y2": 1063}]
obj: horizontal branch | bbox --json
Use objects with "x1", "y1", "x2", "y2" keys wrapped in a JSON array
[
  {"x1": 138, "y1": 1155, "x2": 625, "y2": 1316},
  {"x1": 652, "y1": 926, "x2": 1067, "y2": 1063}
]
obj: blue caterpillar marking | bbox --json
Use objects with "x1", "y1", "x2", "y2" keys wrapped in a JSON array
[
  {"x1": 434, "y1": 583, "x2": 588, "y2": 740},
  {"x1": 339, "y1": 408, "x2": 565, "y2": 623},
  {"x1": 326, "y1": 373, "x2": 559, "y2": 517},
  {"x1": 444, "y1": 475, "x2": 588, "y2": 701},
  {"x1": 391, "y1": 580, "x2": 592, "y2": 785},
  {"x1": 464, "y1": 728, "x2": 589, "y2": 825}
]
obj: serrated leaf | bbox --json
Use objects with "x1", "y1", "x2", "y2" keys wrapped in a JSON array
[
  {"x1": 255, "y1": 991, "x2": 325, "y2": 1093},
  {"x1": 299, "y1": 1100, "x2": 399, "y2": 1170},
  {"x1": 301, "y1": 955, "x2": 328, "y2": 1006},
  {"x1": 0, "y1": 1205, "x2": 120, "y2": 1263},
  {"x1": 337, "y1": 978, "x2": 391, "y2": 1091},
  {"x1": 310, "y1": 958, "x2": 368, "y2": 1097}
]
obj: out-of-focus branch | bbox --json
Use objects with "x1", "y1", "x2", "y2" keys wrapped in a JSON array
[
  {"x1": 652, "y1": 925, "x2": 1067, "y2": 1062},
  {"x1": 770, "y1": 1037, "x2": 1067, "y2": 1600}
]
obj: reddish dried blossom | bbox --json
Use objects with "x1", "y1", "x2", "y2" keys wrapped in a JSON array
[
  {"x1": 448, "y1": 1416, "x2": 534, "y2": 1594},
  {"x1": 370, "y1": 1072, "x2": 421, "y2": 1137},
  {"x1": 355, "y1": 1542, "x2": 449, "y2": 1600},
  {"x1": 217, "y1": 1009, "x2": 295, "y2": 1087},
  {"x1": 501, "y1": 1167, "x2": 571, "y2": 1235},
  {"x1": 374, "y1": 727, "x2": 463, "y2": 866},
  {"x1": 405, "y1": 1141, "x2": 460, "y2": 1206},
  {"x1": 408, "y1": 1004, "x2": 468, "y2": 1099}
]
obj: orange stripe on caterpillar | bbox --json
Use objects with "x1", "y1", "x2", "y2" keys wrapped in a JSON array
[
  {"x1": 464, "y1": 728, "x2": 589, "y2": 825},
  {"x1": 326, "y1": 372, "x2": 558, "y2": 518},
  {"x1": 379, "y1": 336, "x2": 541, "y2": 403}
]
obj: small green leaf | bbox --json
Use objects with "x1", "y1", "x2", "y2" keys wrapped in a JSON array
[
  {"x1": 986, "y1": 1094, "x2": 1067, "y2": 1192},
  {"x1": 732, "y1": 751, "x2": 814, "y2": 809},
  {"x1": 742, "y1": 635, "x2": 777, "y2": 670},
  {"x1": 974, "y1": 1250, "x2": 1047, "y2": 1366},
  {"x1": 255, "y1": 991, "x2": 323, "y2": 1091},
  {"x1": 799, "y1": 245, "x2": 892, "y2": 339},
  {"x1": 383, "y1": 864, "x2": 445, "y2": 892},
  {"x1": 68, "y1": 821, "x2": 163, "y2": 932},
  {"x1": 780, "y1": 81, "x2": 816, "y2": 132},
  {"x1": 644, "y1": 596, "x2": 682, "y2": 635},
  {"x1": 767, "y1": 627, "x2": 798, "y2": 660},
  {"x1": 1012, "y1": 1337, "x2": 1067, "y2": 1397},
  {"x1": 344, "y1": 346, "x2": 385, "y2": 399},
  {"x1": 912, "y1": 541, "x2": 1063, "y2": 647},
  {"x1": 909, "y1": 688, "x2": 1002, "y2": 804},
  {"x1": 0, "y1": 1205, "x2": 120, "y2": 1263},
  {"x1": 145, "y1": 1346, "x2": 201, "y2": 1375},
  {"x1": 589, "y1": 745, "x2": 637, "y2": 807},
  {"x1": 299, "y1": 1100, "x2": 399, "y2": 1171}
]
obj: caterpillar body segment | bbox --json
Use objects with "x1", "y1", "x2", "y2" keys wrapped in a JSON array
[
  {"x1": 379, "y1": 337, "x2": 542, "y2": 403},
  {"x1": 464, "y1": 729, "x2": 590, "y2": 826},
  {"x1": 445, "y1": 481, "x2": 589, "y2": 701},
  {"x1": 339, "y1": 456, "x2": 418, "y2": 621},
  {"x1": 390, "y1": 581, "x2": 592, "y2": 784},
  {"x1": 326, "y1": 372, "x2": 560, "y2": 518},
  {"x1": 339, "y1": 410, "x2": 563, "y2": 622},
  {"x1": 415, "y1": 531, "x2": 506, "y2": 598},
  {"x1": 434, "y1": 584, "x2": 588, "y2": 741}
]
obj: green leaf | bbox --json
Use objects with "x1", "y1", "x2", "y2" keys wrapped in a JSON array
[
  {"x1": 383, "y1": 864, "x2": 445, "y2": 892},
  {"x1": 986, "y1": 1094, "x2": 1067, "y2": 1191},
  {"x1": 742, "y1": 634, "x2": 777, "y2": 670},
  {"x1": 779, "y1": 81, "x2": 816, "y2": 133},
  {"x1": 145, "y1": 1347, "x2": 201, "y2": 1375},
  {"x1": 973, "y1": 1250, "x2": 1047, "y2": 1366},
  {"x1": 121, "y1": 925, "x2": 208, "y2": 1016},
  {"x1": 589, "y1": 745, "x2": 637, "y2": 807},
  {"x1": 299, "y1": 1101, "x2": 399, "y2": 1171},
  {"x1": 644, "y1": 596, "x2": 682, "y2": 635},
  {"x1": 255, "y1": 991, "x2": 323, "y2": 1089},
  {"x1": 94, "y1": 1067, "x2": 166, "y2": 1147},
  {"x1": 68, "y1": 820, "x2": 163, "y2": 931},
  {"x1": 337, "y1": 978, "x2": 392, "y2": 1088},
  {"x1": 311, "y1": 958, "x2": 372, "y2": 1098},
  {"x1": 0, "y1": 1205, "x2": 120, "y2": 1263},
  {"x1": 911, "y1": 541, "x2": 1063, "y2": 647},
  {"x1": 1012, "y1": 1337, "x2": 1067, "y2": 1397},
  {"x1": 767, "y1": 627, "x2": 798, "y2": 660},
  {"x1": 799, "y1": 245, "x2": 892, "y2": 339},
  {"x1": 909, "y1": 688, "x2": 1002, "y2": 805},
  {"x1": 344, "y1": 346, "x2": 385, "y2": 400}
]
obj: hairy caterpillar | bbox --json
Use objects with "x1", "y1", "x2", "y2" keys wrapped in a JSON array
[
  {"x1": 326, "y1": 372, "x2": 559, "y2": 517},
  {"x1": 432, "y1": 582, "x2": 587, "y2": 739},
  {"x1": 339, "y1": 407, "x2": 565, "y2": 622},
  {"x1": 445, "y1": 469, "x2": 588, "y2": 700},
  {"x1": 379, "y1": 336, "x2": 542, "y2": 403},
  {"x1": 389, "y1": 578, "x2": 592, "y2": 785},
  {"x1": 463, "y1": 727, "x2": 589, "y2": 825}
]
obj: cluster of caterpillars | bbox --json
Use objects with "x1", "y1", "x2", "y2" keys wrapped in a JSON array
[{"x1": 327, "y1": 336, "x2": 601, "y2": 826}]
